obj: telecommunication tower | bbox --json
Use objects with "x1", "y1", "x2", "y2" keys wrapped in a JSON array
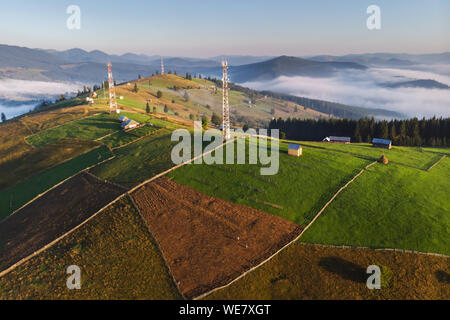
[
  {"x1": 222, "y1": 60, "x2": 231, "y2": 140},
  {"x1": 161, "y1": 57, "x2": 165, "y2": 75},
  {"x1": 107, "y1": 61, "x2": 118, "y2": 114}
]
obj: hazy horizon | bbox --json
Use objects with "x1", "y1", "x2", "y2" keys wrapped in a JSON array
[{"x1": 1, "y1": 0, "x2": 449, "y2": 57}]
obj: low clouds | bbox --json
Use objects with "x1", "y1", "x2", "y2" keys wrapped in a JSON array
[
  {"x1": 0, "y1": 79, "x2": 79, "y2": 101},
  {"x1": 242, "y1": 67, "x2": 450, "y2": 118},
  {"x1": 0, "y1": 79, "x2": 80, "y2": 119}
]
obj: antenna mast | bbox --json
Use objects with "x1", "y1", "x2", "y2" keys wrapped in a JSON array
[
  {"x1": 222, "y1": 60, "x2": 231, "y2": 140},
  {"x1": 107, "y1": 61, "x2": 118, "y2": 114}
]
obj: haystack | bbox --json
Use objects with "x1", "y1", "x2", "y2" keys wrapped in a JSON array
[{"x1": 379, "y1": 155, "x2": 389, "y2": 165}]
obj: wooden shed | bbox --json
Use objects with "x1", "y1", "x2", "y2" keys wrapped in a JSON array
[
  {"x1": 288, "y1": 144, "x2": 303, "y2": 157},
  {"x1": 372, "y1": 138, "x2": 392, "y2": 149},
  {"x1": 329, "y1": 136, "x2": 351, "y2": 144}
]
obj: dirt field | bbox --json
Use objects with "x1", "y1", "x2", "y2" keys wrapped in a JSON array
[
  {"x1": 131, "y1": 177, "x2": 302, "y2": 299},
  {"x1": 0, "y1": 172, "x2": 126, "y2": 272},
  {"x1": 205, "y1": 242, "x2": 450, "y2": 300}
]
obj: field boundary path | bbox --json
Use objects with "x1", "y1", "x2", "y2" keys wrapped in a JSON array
[
  {"x1": 301, "y1": 242, "x2": 450, "y2": 258},
  {"x1": 0, "y1": 138, "x2": 235, "y2": 280},
  {"x1": 427, "y1": 155, "x2": 446, "y2": 171},
  {"x1": 193, "y1": 161, "x2": 378, "y2": 300},
  {"x1": 128, "y1": 195, "x2": 187, "y2": 300}
]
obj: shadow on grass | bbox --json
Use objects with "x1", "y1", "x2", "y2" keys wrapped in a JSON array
[
  {"x1": 435, "y1": 270, "x2": 450, "y2": 284},
  {"x1": 318, "y1": 256, "x2": 367, "y2": 283}
]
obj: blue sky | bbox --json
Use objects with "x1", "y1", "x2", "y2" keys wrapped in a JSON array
[{"x1": 1, "y1": 0, "x2": 449, "y2": 57}]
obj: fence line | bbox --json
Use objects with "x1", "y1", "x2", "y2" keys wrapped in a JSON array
[
  {"x1": 427, "y1": 155, "x2": 446, "y2": 171},
  {"x1": 300, "y1": 242, "x2": 449, "y2": 258}
]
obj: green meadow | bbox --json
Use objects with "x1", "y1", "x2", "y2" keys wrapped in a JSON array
[
  {"x1": 296, "y1": 141, "x2": 443, "y2": 170},
  {"x1": 26, "y1": 113, "x2": 120, "y2": 147},
  {"x1": 169, "y1": 141, "x2": 371, "y2": 227},
  {"x1": 90, "y1": 129, "x2": 178, "y2": 188},
  {"x1": 300, "y1": 158, "x2": 450, "y2": 255}
]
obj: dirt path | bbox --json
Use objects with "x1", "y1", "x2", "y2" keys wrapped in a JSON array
[{"x1": 427, "y1": 155, "x2": 446, "y2": 171}]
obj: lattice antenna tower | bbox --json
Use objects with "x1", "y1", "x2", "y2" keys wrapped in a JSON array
[
  {"x1": 107, "y1": 61, "x2": 118, "y2": 114},
  {"x1": 222, "y1": 60, "x2": 231, "y2": 140},
  {"x1": 161, "y1": 57, "x2": 165, "y2": 75}
]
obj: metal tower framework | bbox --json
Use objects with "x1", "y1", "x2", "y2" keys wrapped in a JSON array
[
  {"x1": 222, "y1": 60, "x2": 231, "y2": 140},
  {"x1": 161, "y1": 57, "x2": 165, "y2": 75},
  {"x1": 107, "y1": 61, "x2": 118, "y2": 114}
]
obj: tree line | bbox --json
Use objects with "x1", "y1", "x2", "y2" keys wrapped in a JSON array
[{"x1": 269, "y1": 117, "x2": 450, "y2": 146}]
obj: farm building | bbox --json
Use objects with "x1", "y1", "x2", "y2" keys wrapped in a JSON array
[
  {"x1": 372, "y1": 138, "x2": 392, "y2": 149},
  {"x1": 119, "y1": 116, "x2": 128, "y2": 123},
  {"x1": 288, "y1": 144, "x2": 302, "y2": 157},
  {"x1": 326, "y1": 136, "x2": 351, "y2": 144},
  {"x1": 121, "y1": 119, "x2": 139, "y2": 130}
]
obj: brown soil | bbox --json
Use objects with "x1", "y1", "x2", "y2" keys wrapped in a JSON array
[
  {"x1": 131, "y1": 177, "x2": 302, "y2": 299},
  {"x1": 0, "y1": 172, "x2": 126, "y2": 272}
]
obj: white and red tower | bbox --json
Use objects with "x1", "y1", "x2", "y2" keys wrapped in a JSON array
[
  {"x1": 107, "y1": 61, "x2": 118, "y2": 114},
  {"x1": 222, "y1": 60, "x2": 231, "y2": 140}
]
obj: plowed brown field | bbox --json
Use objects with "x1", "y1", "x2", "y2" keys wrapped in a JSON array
[
  {"x1": 0, "y1": 172, "x2": 127, "y2": 272},
  {"x1": 131, "y1": 177, "x2": 302, "y2": 299}
]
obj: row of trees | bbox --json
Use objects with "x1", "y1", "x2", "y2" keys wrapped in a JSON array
[{"x1": 269, "y1": 117, "x2": 450, "y2": 146}]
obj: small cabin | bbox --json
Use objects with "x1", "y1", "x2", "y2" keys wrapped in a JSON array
[
  {"x1": 119, "y1": 116, "x2": 128, "y2": 123},
  {"x1": 121, "y1": 119, "x2": 139, "y2": 130},
  {"x1": 372, "y1": 138, "x2": 392, "y2": 149},
  {"x1": 288, "y1": 144, "x2": 302, "y2": 157},
  {"x1": 329, "y1": 136, "x2": 351, "y2": 144}
]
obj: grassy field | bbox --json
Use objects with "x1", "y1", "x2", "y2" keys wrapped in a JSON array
[
  {"x1": 0, "y1": 139, "x2": 100, "y2": 191},
  {"x1": 300, "y1": 159, "x2": 450, "y2": 255},
  {"x1": 0, "y1": 105, "x2": 101, "y2": 165},
  {"x1": 0, "y1": 197, "x2": 182, "y2": 300},
  {"x1": 0, "y1": 146, "x2": 113, "y2": 219},
  {"x1": 99, "y1": 125, "x2": 160, "y2": 149},
  {"x1": 296, "y1": 141, "x2": 443, "y2": 170},
  {"x1": 169, "y1": 141, "x2": 371, "y2": 227},
  {"x1": 26, "y1": 113, "x2": 120, "y2": 147},
  {"x1": 205, "y1": 242, "x2": 450, "y2": 300},
  {"x1": 90, "y1": 129, "x2": 178, "y2": 188}
]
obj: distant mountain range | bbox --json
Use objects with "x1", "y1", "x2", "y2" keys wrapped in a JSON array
[
  {"x1": 382, "y1": 79, "x2": 449, "y2": 90},
  {"x1": 1, "y1": 44, "x2": 449, "y2": 85},
  {"x1": 309, "y1": 52, "x2": 450, "y2": 66},
  {"x1": 227, "y1": 56, "x2": 367, "y2": 83}
]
